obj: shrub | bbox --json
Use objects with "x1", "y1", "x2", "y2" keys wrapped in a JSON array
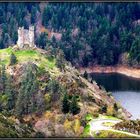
[
  {"x1": 107, "y1": 105, "x2": 115, "y2": 116},
  {"x1": 62, "y1": 93, "x2": 70, "y2": 113},
  {"x1": 10, "y1": 53, "x2": 17, "y2": 65},
  {"x1": 70, "y1": 95, "x2": 80, "y2": 115},
  {"x1": 73, "y1": 119, "x2": 81, "y2": 133},
  {"x1": 101, "y1": 105, "x2": 107, "y2": 113},
  {"x1": 114, "y1": 103, "x2": 118, "y2": 111}
]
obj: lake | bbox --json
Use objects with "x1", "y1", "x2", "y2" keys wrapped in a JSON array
[{"x1": 90, "y1": 73, "x2": 140, "y2": 119}]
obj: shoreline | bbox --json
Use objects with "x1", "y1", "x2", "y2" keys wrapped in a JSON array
[{"x1": 79, "y1": 65, "x2": 140, "y2": 79}]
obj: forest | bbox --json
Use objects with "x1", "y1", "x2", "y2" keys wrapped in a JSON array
[{"x1": 0, "y1": 2, "x2": 140, "y2": 67}]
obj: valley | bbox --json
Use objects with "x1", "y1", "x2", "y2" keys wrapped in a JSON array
[{"x1": 0, "y1": 2, "x2": 140, "y2": 138}]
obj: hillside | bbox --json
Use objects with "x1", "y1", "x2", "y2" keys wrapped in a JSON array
[
  {"x1": 0, "y1": 3, "x2": 140, "y2": 68},
  {"x1": 0, "y1": 2, "x2": 140, "y2": 138},
  {"x1": 0, "y1": 113, "x2": 34, "y2": 138},
  {"x1": 0, "y1": 45, "x2": 131, "y2": 137}
]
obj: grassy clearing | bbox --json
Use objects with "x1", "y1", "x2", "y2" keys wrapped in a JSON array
[
  {"x1": 0, "y1": 47, "x2": 56, "y2": 69},
  {"x1": 102, "y1": 122, "x2": 115, "y2": 127}
]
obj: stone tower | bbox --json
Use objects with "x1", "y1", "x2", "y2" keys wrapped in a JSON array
[
  {"x1": 17, "y1": 26, "x2": 35, "y2": 48},
  {"x1": 29, "y1": 26, "x2": 34, "y2": 47},
  {"x1": 17, "y1": 27, "x2": 24, "y2": 48}
]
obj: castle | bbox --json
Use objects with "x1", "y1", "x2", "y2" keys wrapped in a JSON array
[{"x1": 17, "y1": 26, "x2": 35, "y2": 48}]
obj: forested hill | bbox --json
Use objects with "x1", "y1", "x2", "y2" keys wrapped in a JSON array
[{"x1": 0, "y1": 3, "x2": 140, "y2": 67}]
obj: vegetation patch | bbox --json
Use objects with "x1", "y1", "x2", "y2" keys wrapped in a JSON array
[
  {"x1": 93, "y1": 130, "x2": 138, "y2": 138},
  {"x1": 102, "y1": 122, "x2": 115, "y2": 127},
  {"x1": 85, "y1": 114, "x2": 93, "y2": 121},
  {"x1": 82, "y1": 124, "x2": 90, "y2": 137},
  {"x1": 0, "y1": 48, "x2": 56, "y2": 69}
]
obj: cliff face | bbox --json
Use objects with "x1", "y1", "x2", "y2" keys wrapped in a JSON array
[{"x1": 0, "y1": 46, "x2": 131, "y2": 137}]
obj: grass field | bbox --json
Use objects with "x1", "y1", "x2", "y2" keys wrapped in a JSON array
[{"x1": 0, "y1": 47, "x2": 56, "y2": 69}]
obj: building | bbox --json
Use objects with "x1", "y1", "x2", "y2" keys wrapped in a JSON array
[{"x1": 17, "y1": 26, "x2": 35, "y2": 48}]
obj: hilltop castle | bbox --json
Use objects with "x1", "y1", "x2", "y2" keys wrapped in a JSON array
[{"x1": 17, "y1": 26, "x2": 35, "y2": 48}]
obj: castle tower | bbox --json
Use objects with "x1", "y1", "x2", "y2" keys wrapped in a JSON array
[
  {"x1": 17, "y1": 26, "x2": 35, "y2": 48},
  {"x1": 17, "y1": 27, "x2": 24, "y2": 48},
  {"x1": 29, "y1": 26, "x2": 35, "y2": 47}
]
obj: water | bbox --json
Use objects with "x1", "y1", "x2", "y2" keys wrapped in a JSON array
[{"x1": 90, "y1": 73, "x2": 140, "y2": 119}]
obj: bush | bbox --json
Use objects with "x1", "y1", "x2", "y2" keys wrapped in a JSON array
[
  {"x1": 107, "y1": 105, "x2": 115, "y2": 116},
  {"x1": 10, "y1": 53, "x2": 17, "y2": 65},
  {"x1": 44, "y1": 94, "x2": 51, "y2": 109},
  {"x1": 114, "y1": 103, "x2": 118, "y2": 111},
  {"x1": 101, "y1": 105, "x2": 107, "y2": 113}
]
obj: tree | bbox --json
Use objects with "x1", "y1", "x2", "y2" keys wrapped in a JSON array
[
  {"x1": 70, "y1": 95, "x2": 80, "y2": 115},
  {"x1": 0, "y1": 64, "x2": 7, "y2": 94},
  {"x1": 31, "y1": 6, "x2": 37, "y2": 24},
  {"x1": 114, "y1": 103, "x2": 118, "y2": 111},
  {"x1": 15, "y1": 65, "x2": 38, "y2": 117},
  {"x1": 5, "y1": 75, "x2": 15, "y2": 110},
  {"x1": 62, "y1": 92, "x2": 69, "y2": 113},
  {"x1": 83, "y1": 71, "x2": 88, "y2": 79},
  {"x1": 36, "y1": 92, "x2": 46, "y2": 116},
  {"x1": 56, "y1": 49, "x2": 65, "y2": 71},
  {"x1": 47, "y1": 79, "x2": 61, "y2": 102},
  {"x1": 12, "y1": 31, "x2": 18, "y2": 44},
  {"x1": 10, "y1": 53, "x2": 17, "y2": 65},
  {"x1": 129, "y1": 37, "x2": 140, "y2": 62},
  {"x1": 42, "y1": 6, "x2": 52, "y2": 27},
  {"x1": 37, "y1": 32, "x2": 48, "y2": 49},
  {"x1": 101, "y1": 105, "x2": 107, "y2": 113}
]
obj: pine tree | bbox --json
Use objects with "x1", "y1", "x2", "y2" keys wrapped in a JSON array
[
  {"x1": 5, "y1": 75, "x2": 15, "y2": 110},
  {"x1": 62, "y1": 92, "x2": 69, "y2": 113},
  {"x1": 42, "y1": 6, "x2": 52, "y2": 27},
  {"x1": 10, "y1": 53, "x2": 17, "y2": 65},
  {"x1": 83, "y1": 71, "x2": 88, "y2": 79},
  {"x1": 38, "y1": 32, "x2": 48, "y2": 49},
  {"x1": 70, "y1": 95, "x2": 80, "y2": 115},
  {"x1": 48, "y1": 79, "x2": 60, "y2": 102},
  {"x1": 15, "y1": 65, "x2": 38, "y2": 117},
  {"x1": 31, "y1": 6, "x2": 37, "y2": 24},
  {"x1": 1, "y1": 64, "x2": 7, "y2": 94}
]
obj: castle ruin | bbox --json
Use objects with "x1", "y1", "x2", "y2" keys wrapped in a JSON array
[{"x1": 17, "y1": 26, "x2": 35, "y2": 48}]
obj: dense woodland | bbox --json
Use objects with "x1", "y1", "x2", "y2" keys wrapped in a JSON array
[{"x1": 0, "y1": 3, "x2": 140, "y2": 67}]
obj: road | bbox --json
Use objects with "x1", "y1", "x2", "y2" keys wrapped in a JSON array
[{"x1": 89, "y1": 118, "x2": 140, "y2": 138}]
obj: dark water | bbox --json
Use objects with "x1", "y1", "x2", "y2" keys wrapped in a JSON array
[{"x1": 90, "y1": 73, "x2": 140, "y2": 119}]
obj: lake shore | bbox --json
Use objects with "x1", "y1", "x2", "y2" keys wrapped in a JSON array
[{"x1": 79, "y1": 65, "x2": 140, "y2": 79}]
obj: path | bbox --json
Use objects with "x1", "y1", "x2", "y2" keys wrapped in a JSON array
[{"x1": 89, "y1": 118, "x2": 140, "y2": 138}]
